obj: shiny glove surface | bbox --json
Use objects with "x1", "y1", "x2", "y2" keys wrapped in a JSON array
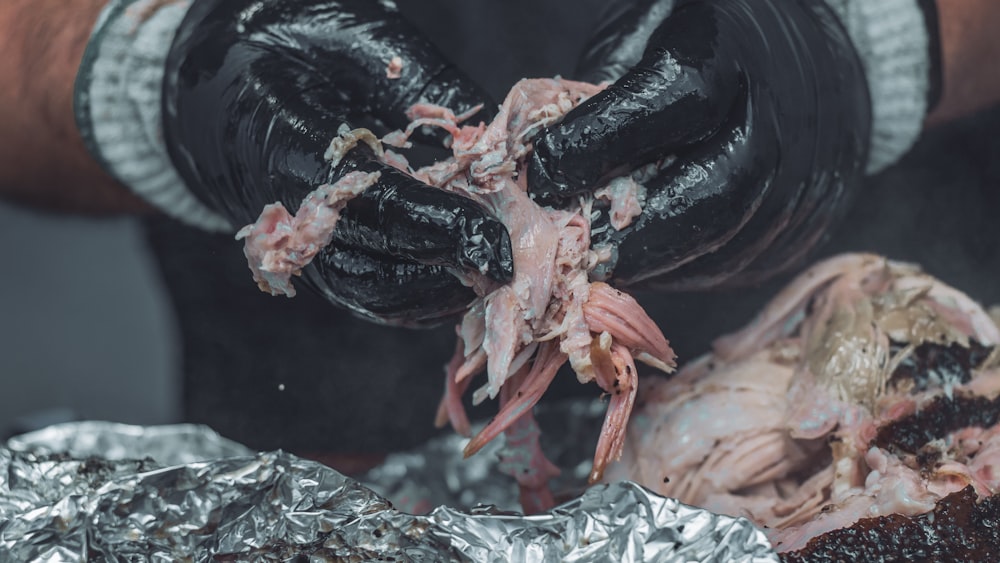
[
  {"x1": 528, "y1": 0, "x2": 871, "y2": 290},
  {"x1": 162, "y1": 0, "x2": 512, "y2": 326}
]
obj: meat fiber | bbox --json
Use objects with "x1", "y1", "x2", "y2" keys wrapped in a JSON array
[
  {"x1": 606, "y1": 253, "x2": 1000, "y2": 553},
  {"x1": 236, "y1": 170, "x2": 381, "y2": 297},
  {"x1": 594, "y1": 176, "x2": 646, "y2": 231},
  {"x1": 238, "y1": 78, "x2": 677, "y2": 514}
]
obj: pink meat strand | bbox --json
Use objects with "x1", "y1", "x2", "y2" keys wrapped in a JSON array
[{"x1": 236, "y1": 171, "x2": 381, "y2": 297}]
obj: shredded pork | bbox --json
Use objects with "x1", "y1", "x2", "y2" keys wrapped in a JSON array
[
  {"x1": 236, "y1": 171, "x2": 381, "y2": 297},
  {"x1": 396, "y1": 79, "x2": 676, "y2": 513},
  {"x1": 608, "y1": 253, "x2": 1000, "y2": 552},
  {"x1": 238, "y1": 78, "x2": 675, "y2": 514}
]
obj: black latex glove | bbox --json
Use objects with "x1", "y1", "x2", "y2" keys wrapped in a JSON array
[
  {"x1": 161, "y1": 0, "x2": 512, "y2": 326},
  {"x1": 528, "y1": 0, "x2": 871, "y2": 290}
]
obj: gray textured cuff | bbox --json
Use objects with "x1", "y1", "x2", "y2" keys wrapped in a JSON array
[
  {"x1": 823, "y1": 0, "x2": 933, "y2": 174},
  {"x1": 75, "y1": 0, "x2": 232, "y2": 232}
]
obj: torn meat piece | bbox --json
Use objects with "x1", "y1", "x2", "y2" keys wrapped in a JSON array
[
  {"x1": 386, "y1": 55, "x2": 403, "y2": 79},
  {"x1": 236, "y1": 171, "x2": 381, "y2": 297},
  {"x1": 594, "y1": 176, "x2": 646, "y2": 231},
  {"x1": 607, "y1": 253, "x2": 1000, "y2": 553},
  {"x1": 238, "y1": 126, "x2": 388, "y2": 297},
  {"x1": 323, "y1": 126, "x2": 383, "y2": 167}
]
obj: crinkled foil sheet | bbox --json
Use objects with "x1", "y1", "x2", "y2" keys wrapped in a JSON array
[{"x1": 0, "y1": 408, "x2": 777, "y2": 562}]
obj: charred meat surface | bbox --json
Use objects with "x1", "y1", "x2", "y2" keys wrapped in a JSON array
[
  {"x1": 889, "y1": 339, "x2": 992, "y2": 393},
  {"x1": 874, "y1": 393, "x2": 1000, "y2": 454},
  {"x1": 782, "y1": 486, "x2": 1000, "y2": 562}
]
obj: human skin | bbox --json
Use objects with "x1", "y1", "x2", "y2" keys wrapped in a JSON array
[
  {"x1": 0, "y1": 0, "x2": 996, "y2": 213},
  {"x1": 0, "y1": 0, "x2": 150, "y2": 213},
  {"x1": 926, "y1": 1, "x2": 1000, "y2": 125}
]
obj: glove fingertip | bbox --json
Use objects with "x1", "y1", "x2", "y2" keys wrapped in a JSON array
[
  {"x1": 526, "y1": 144, "x2": 578, "y2": 205},
  {"x1": 474, "y1": 216, "x2": 514, "y2": 284},
  {"x1": 311, "y1": 245, "x2": 474, "y2": 326},
  {"x1": 526, "y1": 84, "x2": 653, "y2": 200}
]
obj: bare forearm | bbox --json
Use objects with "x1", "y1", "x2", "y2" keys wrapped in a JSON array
[
  {"x1": 0, "y1": 0, "x2": 150, "y2": 213},
  {"x1": 926, "y1": 0, "x2": 1000, "y2": 125}
]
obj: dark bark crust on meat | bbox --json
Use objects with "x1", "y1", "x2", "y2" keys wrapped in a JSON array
[
  {"x1": 781, "y1": 487, "x2": 1000, "y2": 562},
  {"x1": 888, "y1": 339, "x2": 992, "y2": 393},
  {"x1": 873, "y1": 393, "x2": 1000, "y2": 453}
]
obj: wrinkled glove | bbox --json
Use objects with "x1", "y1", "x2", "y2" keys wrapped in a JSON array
[
  {"x1": 76, "y1": 0, "x2": 512, "y2": 326},
  {"x1": 528, "y1": 0, "x2": 876, "y2": 290}
]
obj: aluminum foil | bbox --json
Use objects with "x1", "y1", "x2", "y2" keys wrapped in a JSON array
[
  {"x1": 362, "y1": 399, "x2": 611, "y2": 514},
  {"x1": 1, "y1": 414, "x2": 778, "y2": 562}
]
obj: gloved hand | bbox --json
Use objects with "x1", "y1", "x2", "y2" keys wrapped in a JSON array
[
  {"x1": 166, "y1": 0, "x2": 515, "y2": 326},
  {"x1": 527, "y1": 0, "x2": 872, "y2": 290},
  {"x1": 80, "y1": 0, "x2": 512, "y2": 326}
]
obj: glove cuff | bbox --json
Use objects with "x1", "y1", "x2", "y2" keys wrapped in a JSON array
[
  {"x1": 823, "y1": 0, "x2": 939, "y2": 174},
  {"x1": 74, "y1": 0, "x2": 232, "y2": 232}
]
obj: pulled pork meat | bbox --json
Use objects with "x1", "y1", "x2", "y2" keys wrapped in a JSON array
[
  {"x1": 399, "y1": 79, "x2": 676, "y2": 513},
  {"x1": 236, "y1": 171, "x2": 382, "y2": 297},
  {"x1": 239, "y1": 78, "x2": 677, "y2": 514},
  {"x1": 606, "y1": 253, "x2": 1000, "y2": 554}
]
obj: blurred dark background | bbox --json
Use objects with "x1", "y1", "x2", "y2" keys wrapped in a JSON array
[{"x1": 3, "y1": 1, "x2": 999, "y2": 461}]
